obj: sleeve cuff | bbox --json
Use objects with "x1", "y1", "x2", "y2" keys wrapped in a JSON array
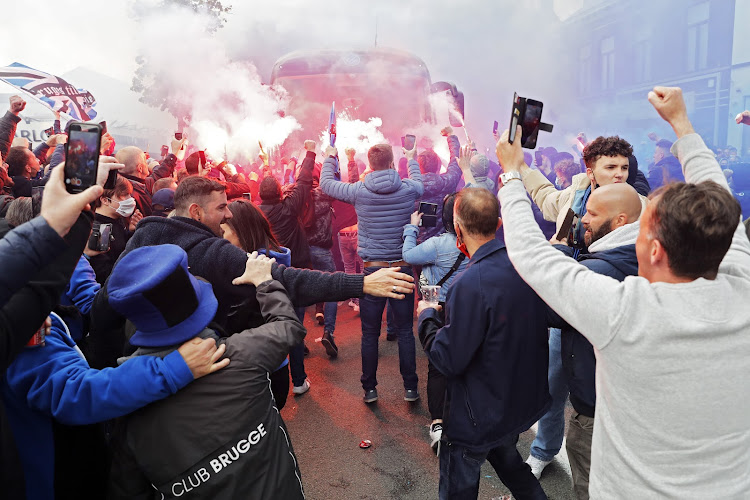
[
  {"x1": 163, "y1": 350, "x2": 195, "y2": 391},
  {"x1": 671, "y1": 133, "x2": 706, "y2": 163}
]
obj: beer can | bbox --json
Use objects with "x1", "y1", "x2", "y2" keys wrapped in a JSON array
[
  {"x1": 359, "y1": 440, "x2": 372, "y2": 449},
  {"x1": 26, "y1": 327, "x2": 46, "y2": 348}
]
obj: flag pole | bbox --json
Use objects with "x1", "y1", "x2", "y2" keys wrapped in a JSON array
[{"x1": 0, "y1": 77, "x2": 76, "y2": 122}]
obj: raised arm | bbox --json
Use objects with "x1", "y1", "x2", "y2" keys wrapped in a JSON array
[
  {"x1": 497, "y1": 127, "x2": 629, "y2": 351},
  {"x1": 320, "y1": 147, "x2": 359, "y2": 204},
  {"x1": 0, "y1": 96, "x2": 24, "y2": 160},
  {"x1": 281, "y1": 147, "x2": 315, "y2": 214}
]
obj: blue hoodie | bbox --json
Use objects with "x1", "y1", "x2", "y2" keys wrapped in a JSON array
[{"x1": 1, "y1": 313, "x2": 194, "y2": 500}]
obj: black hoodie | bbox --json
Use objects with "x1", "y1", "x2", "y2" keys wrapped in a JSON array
[{"x1": 88, "y1": 215, "x2": 363, "y2": 368}]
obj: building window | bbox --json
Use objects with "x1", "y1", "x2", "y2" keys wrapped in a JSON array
[
  {"x1": 634, "y1": 27, "x2": 651, "y2": 83},
  {"x1": 579, "y1": 45, "x2": 591, "y2": 94},
  {"x1": 601, "y1": 36, "x2": 615, "y2": 90},
  {"x1": 687, "y1": 2, "x2": 709, "y2": 72}
]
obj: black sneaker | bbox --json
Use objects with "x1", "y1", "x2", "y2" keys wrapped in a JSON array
[
  {"x1": 321, "y1": 330, "x2": 338, "y2": 358},
  {"x1": 363, "y1": 389, "x2": 378, "y2": 403},
  {"x1": 404, "y1": 389, "x2": 420, "y2": 402}
]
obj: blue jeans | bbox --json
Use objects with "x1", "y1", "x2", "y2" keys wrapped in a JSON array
[
  {"x1": 529, "y1": 328, "x2": 569, "y2": 461},
  {"x1": 360, "y1": 266, "x2": 417, "y2": 391},
  {"x1": 289, "y1": 306, "x2": 307, "y2": 387},
  {"x1": 310, "y1": 246, "x2": 338, "y2": 332},
  {"x1": 439, "y1": 435, "x2": 547, "y2": 500}
]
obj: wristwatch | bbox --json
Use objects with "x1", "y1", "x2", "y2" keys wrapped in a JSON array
[{"x1": 499, "y1": 171, "x2": 522, "y2": 187}]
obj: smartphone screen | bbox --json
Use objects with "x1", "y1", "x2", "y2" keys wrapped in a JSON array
[
  {"x1": 402, "y1": 135, "x2": 416, "y2": 150},
  {"x1": 493, "y1": 121, "x2": 499, "y2": 135},
  {"x1": 521, "y1": 100, "x2": 543, "y2": 148},
  {"x1": 65, "y1": 122, "x2": 101, "y2": 193},
  {"x1": 419, "y1": 202, "x2": 438, "y2": 227},
  {"x1": 98, "y1": 223, "x2": 112, "y2": 251}
]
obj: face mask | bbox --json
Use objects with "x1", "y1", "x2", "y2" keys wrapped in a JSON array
[
  {"x1": 455, "y1": 226, "x2": 470, "y2": 258},
  {"x1": 555, "y1": 177, "x2": 564, "y2": 189},
  {"x1": 113, "y1": 197, "x2": 136, "y2": 217}
]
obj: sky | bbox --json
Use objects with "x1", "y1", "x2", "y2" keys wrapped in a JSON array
[{"x1": 0, "y1": 0, "x2": 591, "y2": 157}]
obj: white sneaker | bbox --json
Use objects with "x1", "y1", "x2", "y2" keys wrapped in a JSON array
[
  {"x1": 525, "y1": 455, "x2": 551, "y2": 479},
  {"x1": 429, "y1": 422, "x2": 443, "y2": 456},
  {"x1": 292, "y1": 378, "x2": 311, "y2": 395}
]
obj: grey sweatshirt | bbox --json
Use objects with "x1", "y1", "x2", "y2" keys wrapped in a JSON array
[{"x1": 499, "y1": 133, "x2": 750, "y2": 499}]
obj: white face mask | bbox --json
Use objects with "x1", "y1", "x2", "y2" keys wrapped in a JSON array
[{"x1": 113, "y1": 197, "x2": 136, "y2": 217}]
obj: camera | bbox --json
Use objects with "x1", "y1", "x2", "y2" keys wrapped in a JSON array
[{"x1": 88, "y1": 222, "x2": 113, "y2": 252}]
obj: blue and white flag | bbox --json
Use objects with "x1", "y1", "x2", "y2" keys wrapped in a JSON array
[{"x1": 0, "y1": 62, "x2": 97, "y2": 121}]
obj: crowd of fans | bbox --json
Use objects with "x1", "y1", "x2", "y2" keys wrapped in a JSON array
[{"x1": 0, "y1": 86, "x2": 749, "y2": 500}]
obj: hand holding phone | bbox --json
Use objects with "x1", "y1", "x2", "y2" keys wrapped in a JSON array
[
  {"x1": 88, "y1": 221, "x2": 113, "y2": 252},
  {"x1": 64, "y1": 121, "x2": 102, "y2": 194},
  {"x1": 418, "y1": 202, "x2": 438, "y2": 227},
  {"x1": 508, "y1": 92, "x2": 553, "y2": 149}
]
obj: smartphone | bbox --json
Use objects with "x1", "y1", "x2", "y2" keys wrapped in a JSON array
[
  {"x1": 198, "y1": 150, "x2": 206, "y2": 169},
  {"x1": 509, "y1": 93, "x2": 544, "y2": 149},
  {"x1": 401, "y1": 134, "x2": 416, "y2": 151},
  {"x1": 418, "y1": 202, "x2": 438, "y2": 227},
  {"x1": 175, "y1": 132, "x2": 183, "y2": 140},
  {"x1": 493, "y1": 120, "x2": 499, "y2": 135},
  {"x1": 64, "y1": 121, "x2": 102, "y2": 194},
  {"x1": 44, "y1": 126, "x2": 55, "y2": 137},
  {"x1": 161, "y1": 145, "x2": 169, "y2": 157},
  {"x1": 242, "y1": 192, "x2": 252, "y2": 200},
  {"x1": 88, "y1": 222, "x2": 112, "y2": 252},
  {"x1": 99, "y1": 120, "x2": 107, "y2": 135}
]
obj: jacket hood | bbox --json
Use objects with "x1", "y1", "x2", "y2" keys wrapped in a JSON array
[
  {"x1": 587, "y1": 220, "x2": 640, "y2": 253},
  {"x1": 582, "y1": 243, "x2": 639, "y2": 277},
  {"x1": 363, "y1": 168, "x2": 402, "y2": 194},
  {"x1": 470, "y1": 154, "x2": 489, "y2": 178}
]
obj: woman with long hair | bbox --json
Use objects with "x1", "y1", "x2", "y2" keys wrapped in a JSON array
[{"x1": 221, "y1": 199, "x2": 302, "y2": 409}]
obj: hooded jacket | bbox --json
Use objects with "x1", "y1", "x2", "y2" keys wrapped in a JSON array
[
  {"x1": 108, "y1": 280, "x2": 306, "y2": 500},
  {"x1": 88, "y1": 215, "x2": 362, "y2": 369},
  {"x1": 304, "y1": 187, "x2": 334, "y2": 249},
  {"x1": 418, "y1": 135, "x2": 463, "y2": 241},
  {"x1": 465, "y1": 154, "x2": 496, "y2": 193},
  {"x1": 119, "y1": 173, "x2": 153, "y2": 217},
  {"x1": 524, "y1": 169, "x2": 649, "y2": 234},
  {"x1": 320, "y1": 156, "x2": 423, "y2": 262},
  {"x1": 260, "y1": 151, "x2": 315, "y2": 268},
  {"x1": 551, "y1": 222, "x2": 640, "y2": 417},
  {"x1": 418, "y1": 239, "x2": 551, "y2": 450},
  {"x1": 2, "y1": 313, "x2": 195, "y2": 500}
]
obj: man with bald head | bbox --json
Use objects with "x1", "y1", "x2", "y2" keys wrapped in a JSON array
[
  {"x1": 549, "y1": 182, "x2": 641, "y2": 499},
  {"x1": 116, "y1": 146, "x2": 152, "y2": 216}
]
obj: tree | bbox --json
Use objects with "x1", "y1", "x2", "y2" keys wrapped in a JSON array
[{"x1": 130, "y1": 0, "x2": 232, "y2": 121}]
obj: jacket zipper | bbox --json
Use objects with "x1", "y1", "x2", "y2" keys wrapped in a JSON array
[{"x1": 463, "y1": 383, "x2": 477, "y2": 427}]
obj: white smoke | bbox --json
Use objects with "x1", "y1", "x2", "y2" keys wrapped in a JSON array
[{"x1": 133, "y1": 2, "x2": 300, "y2": 161}]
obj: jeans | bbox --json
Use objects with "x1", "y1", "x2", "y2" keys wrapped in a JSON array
[
  {"x1": 310, "y1": 246, "x2": 338, "y2": 332},
  {"x1": 439, "y1": 435, "x2": 547, "y2": 500},
  {"x1": 530, "y1": 328, "x2": 569, "y2": 462},
  {"x1": 338, "y1": 232, "x2": 363, "y2": 306},
  {"x1": 289, "y1": 306, "x2": 307, "y2": 387},
  {"x1": 360, "y1": 266, "x2": 417, "y2": 391},
  {"x1": 566, "y1": 412, "x2": 594, "y2": 500}
]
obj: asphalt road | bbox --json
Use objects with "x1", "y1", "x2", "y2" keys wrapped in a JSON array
[{"x1": 281, "y1": 304, "x2": 575, "y2": 500}]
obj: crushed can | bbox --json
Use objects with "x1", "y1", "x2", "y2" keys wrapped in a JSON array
[
  {"x1": 359, "y1": 440, "x2": 372, "y2": 449},
  {"x1": 26, "y1": 327, "x2": 46, "y2": 348}
]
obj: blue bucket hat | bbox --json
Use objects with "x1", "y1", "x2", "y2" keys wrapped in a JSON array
[{"x1": 108, "y1": 244, "x2": 218, "y2": 347}]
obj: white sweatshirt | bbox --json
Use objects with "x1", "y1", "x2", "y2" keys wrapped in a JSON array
[{"x1": 499, "y1": 133, "x2": 750, "y2": 499}]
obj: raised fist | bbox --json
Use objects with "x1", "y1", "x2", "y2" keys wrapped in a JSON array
[{"x1": 9, "y1": 95, "x2": 26, "y2": 115}]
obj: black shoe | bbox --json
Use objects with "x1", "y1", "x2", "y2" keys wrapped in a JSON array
[
  {"x1": 321, "y1": 330, "x2": 338, "y2": 358},
  {"x1": 386, "y1": 333, "x2": 397, "y2": 341},
  {"x1": 363, "y1": 389, "x2": 378, "y2": 403}
]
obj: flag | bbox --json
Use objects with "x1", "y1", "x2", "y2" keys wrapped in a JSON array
[{"x1": 0, "y1": 62, "x2": 97, "y2": 121}]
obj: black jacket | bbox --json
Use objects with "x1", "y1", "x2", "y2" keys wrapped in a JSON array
[
  {"x1": 627, "y1": 155, "x2": 652, "y2": 196},
  {"x1": 550, "y1": 243, "x2": 638, "y2": 417},
  {"x1": 0, "y1": 111, "x2": 20, "y2": 161},
  {"x1": 304, "y1": 187, "x2": 334, "y2": 249},
  {"x1": 260, "y1": 151, "x2": 315, "y2": 268},
  {"x1": 419, "y1": 239, "x2": 551, "y2": 450},
  {"x1": 108, "y1": 280, "x2": 306, "y2": 500},
  {"x1": 88, "y1": 215, "x2": 363, "y2": 368},
  {"x1": 89, "y1": 213, "x2": 130, "y2": 285},
  {"x1": 418, "y1": 135, "x2": 463, "y2": 241}
]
